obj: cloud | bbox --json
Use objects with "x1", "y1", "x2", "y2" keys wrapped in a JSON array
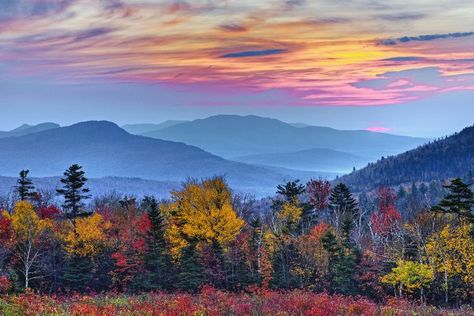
[
  {"x1": 365, "y1": 126, "x2": 391, "y2": 132},
  {"x1": 74, "y1": 27, "x2": 115, "y2": 41},
  {"x1": 382, "y1": 56, "x2": 425, "y2": 62},
  {"x1": 219, "y1": 23, "x2": 247, "y2": 32},
  {"x1": 379, "y1": 32, "x2": 474, "y2": 45},
  {"x1": 220, "y1": 49, "x2": 287, "y2": 58}
]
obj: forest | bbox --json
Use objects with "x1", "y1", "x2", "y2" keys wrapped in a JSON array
[{"x1": 0, "y1": 164, "x2": 473, "y2": 315}]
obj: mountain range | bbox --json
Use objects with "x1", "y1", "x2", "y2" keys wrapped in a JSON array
[
  {"x1": 338, "y1": 124, "x2": 474, "y2": 191},
  {"x1": 141, "y1": 115, "x2": 426, "y2": 172},
  {"x1": 0, "y1": 121, "x2": 333, "y2": 197}
]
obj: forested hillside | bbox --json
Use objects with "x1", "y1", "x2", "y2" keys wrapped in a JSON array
[{"x1": 339, "y1": 124, "x2": 474, "y2": 190}]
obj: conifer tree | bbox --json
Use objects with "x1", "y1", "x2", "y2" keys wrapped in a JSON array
[
  {"x1": 431, "y1": 178, "x2": 474, "y2": 224},
  {"x1": 56, "y1": 164, "x2": 91, "y2": 229},
  {"x1": 176, "y1": 240, "x2": 204, "y2": 292},
  {"x1": 328, "y1": 183, "x2": 358, "y2": 234},
  {"x1": 142, "y1": 196, "x2": 173, "y2": 290},
  {"x1": 15, "y1": 169, "x2": 35, "y2": 201}
]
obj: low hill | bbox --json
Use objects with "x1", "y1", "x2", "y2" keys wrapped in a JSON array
[{"x1": 338, "y1": 124, "x2": 474, "y2": 191}]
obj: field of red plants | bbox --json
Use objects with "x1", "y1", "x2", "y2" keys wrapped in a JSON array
[{"x1": 0, "y1": 287, "x2": 471, "y2": 316}]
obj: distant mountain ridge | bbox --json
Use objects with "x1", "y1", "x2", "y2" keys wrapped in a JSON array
[
  {"x1": 141, "y1": 115, "x2": 427, "y2": 172},
  {"x1": 234, "y1": 148, "x2": 368, "y2": 173},
  {"x1": 0, "y1": 122, "x2": 60, "y2": 138},
  {"x1": 338, "y1": 124, "x2": 474, "y2": 191},
  {"x1": 0, "y1": 121, "x2": 333, "y2": 196},
  {"x1": 122, "y1": 120, "x2": 188, "y2": 135}
]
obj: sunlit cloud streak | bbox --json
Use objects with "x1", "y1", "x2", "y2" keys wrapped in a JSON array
[{"x1": 0, "y1": 0, "x2": 473, "y2": 107}]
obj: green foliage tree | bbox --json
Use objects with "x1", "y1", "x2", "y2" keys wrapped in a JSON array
[
  {"x1": 328, "y1": 183, "x2": 358, "y2": 235},
  {"x1": 431, "y1": 178, "x2": 474, "y2": 225},
  {"x1": 56, "y1": 164, "x2": 91, "y2": 229},
  {"x1": 142, "y1": 196, "x2": 173, "y2": 290},
  {"x1": 176, "y1": 240, "x2": 204, "y2": 292}
]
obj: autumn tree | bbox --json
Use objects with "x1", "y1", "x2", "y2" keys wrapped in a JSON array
[
  {"x1": 15, "y1": 170, "x2": 35, "y2": 201},
  {"x1": 56, "y1": 164, "x2": 91, "y2": 230},
  {"x1": 5, "y1": 201, "x2": 52, "y2": 289},
  {"x1": 426, "y1": 223, "x2": 474, "y2": 305},
  {"x1": 167, "y1": 177, "x2": 244, "y2": 288},
  {"x1": 306, "y1": 179, "x2": 331, "y2": 223},
  {"x1": 381, "y1": 260, "x2": 434, "y2": 301}
]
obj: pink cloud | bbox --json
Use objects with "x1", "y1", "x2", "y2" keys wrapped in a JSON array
[{"x1": 365, "y1": 126, "x2": 391, "y2": 133}]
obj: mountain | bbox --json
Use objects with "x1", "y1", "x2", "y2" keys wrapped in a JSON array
[
  {"x1": 142, "y1": 115, "x2": 426, "y2": 159},
  {"x1": 122, "y1": 120, "x2": 188, "y2": 135},
  {"x1": 290, "y1": 122, "x2": 312, "y2": 128},
  {"x1": 0, "y1": 121, "x2": 332, "y2": 197},
  {"x1": 0, "y1": 122, "x2": 60, "y2": 138},
  {"x1": 234, "y1": 148, "x2": 368, "y2": 173},
  {"x1": 338, "y1": 124, "x2": 474, "y2": 191}
]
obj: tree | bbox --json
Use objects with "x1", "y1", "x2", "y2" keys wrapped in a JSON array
[
  {"x1": 56, "y1": 164, "x2": 91, "y2": 230},
  {"x1": 431, "y1": 178, "x2": 474, "y2": 225},
  {"x1": 276, "y1": 180, "x2": 305, "y2": 203},
  {"x1": 322, "y1": 229, "x2": 358, "y2": 295},
  {"x1": 142, "y1": 196, "x2": 173, "y2": 290},
  {"x1": 426, "y1": 223, "x2": 474, "y2": 304},
  {"x1": 328, "y1": 183, "x2": 358, "y2": 235},
  {"x1": 15, "y1": 170, "x2": 35, "y2": 201},
  {"x1": 381, "y1": 260, "x2": 434, "y2": 301},
  {"x1": 176, "y1": 240, "x2": 204, "y2": 292},
  {"x1": 168, "y1": 177, "x2": 244, "y2": 252},
  {"x1": 5, "y1": 201, "x2": 52, "y2": 289},
  {"x1": 306, "y1": 179, "x2": 331, "y2": 229}
]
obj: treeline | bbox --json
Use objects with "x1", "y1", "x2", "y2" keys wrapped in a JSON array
[
  {"x1": 0, "y1": 165, "x2": 474, "y2": 308},
  {"x1": 339, "y1": 124, "x2": 474, "y2": 191}
]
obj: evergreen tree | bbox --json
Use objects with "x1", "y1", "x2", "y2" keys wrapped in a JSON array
[
  {"x1": 276, "y1": 180, "x2": 305, "y2": 203},
  {"x1": 322, "y1": 230, "x2": 358, "y2": 295},
  {"x1": 56, "y1": 164, "x2": 91, "y2": 229},
  {"x1": 328, "y1": 183, "x2": 358, "y2": 234},
  {"x1": 61, "y1": 254, "x2": 94, "y2": 292},
  {"x1": 431, "y1": 178, "x2": 474, "y2": 224},
  {"x1": 142, "y1": 196, "x2": 173, "y2": 290},
  {"x1": 15, "y1": 169, "x2": 35, "y2": 201},
  {"x1": 176, "y1": 240, "x2": 205, "y2": 292}
]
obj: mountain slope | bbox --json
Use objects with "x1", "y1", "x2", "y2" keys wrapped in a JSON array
[
  {"x1": 234, "y1": 148, "x2": 368, "y2": 173},
  {"x1": 122, "y1": 120, "x2": 188, "y2": 135},
  {"x1": 143, "y1": 115, "x2": 426, "y2": 159},
  {"x1": 0, "y1": 121, "x2": 331, "y2": 196},
  {"x1": 0, "y1": 123, "x2": 60, "y2": 138},
  {"x1": 338, "y1": 124, "x2": 474, "y2": 191}
]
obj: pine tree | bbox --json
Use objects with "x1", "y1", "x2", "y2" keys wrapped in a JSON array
[
  {"x1": 176, "y1": 240, "x2": 204, "y2": 292},
  {"x1": 276, "y1": 180, "x2": 305, "y2": 203},
  {"x1": 56, "y1": 164, "x2": 91, "y2": 229},
  {"x1": 328, "y1": 183, "x2": 358, "y2": 235},
  {"x1": 61, "y1": 254, "x2": 94, "y2": 292},
  {"x1": 431, "y1": 178, "x2": 474, "y2": 224},
  {"x1": 15, "y1": 170, "x2": 35, "y2": 201},
  {"x1": 142, "y1": 196, "x2": 173, "y2": 290}
]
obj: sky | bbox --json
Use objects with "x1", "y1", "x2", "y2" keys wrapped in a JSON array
[{"x1": 0, "y1": 0, "x2": 473, "y2": 137}]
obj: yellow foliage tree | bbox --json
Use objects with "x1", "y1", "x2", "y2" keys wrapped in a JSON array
[
  {"x1": 426, "y1": 223, "x2": 474, "y2": 303},
  {"x1": 381, "y1": 259, "x2": 434, "y2": 300},
  {"x1": 62, "y1": 213, "x2": 111, "y2": 257},
  {"x1": 166, "y1": 177, "x2": 244, "y2": 256},
  {"x1": 5, "y1": 201, "x2": 52, "y2": 288}
]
